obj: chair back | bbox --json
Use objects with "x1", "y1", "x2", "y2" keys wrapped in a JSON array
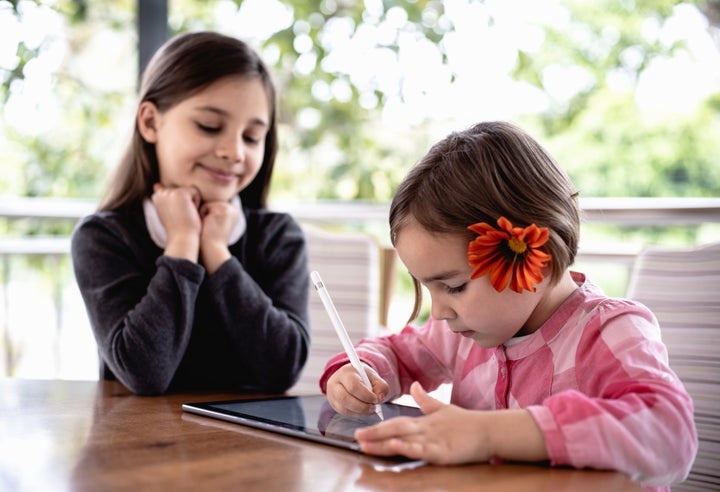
[
  {"x1": 626, "y1": 242, "x2": 720, "y2": 492},
  {"x1": 290, "y1": 224, "x2": 381, "y2": 394}
]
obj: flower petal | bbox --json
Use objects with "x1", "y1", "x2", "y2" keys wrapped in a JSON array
[
  {"x1": 467, "y1": 216, "x2": 552, "y2": 293},
  {"x1": 489, "y1": 260, "x2": 513, "y2": 292}
]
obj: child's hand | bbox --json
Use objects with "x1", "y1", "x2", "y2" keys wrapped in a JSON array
[
  {"x1": 326, "y1": 363, "x2": 389, "y2": 417},
  {"x1": 354, "y1": 381, "x2": 548, "y2": 465},
  {"x1": 354, "y1": 381, "x2": 489, "y2": 464},
  {"x1": 152, "y1": 184, "x2": 202, "y2": 261},
  {"x1": 198, "y1": 200, "x2": 238, "y2": 274}
]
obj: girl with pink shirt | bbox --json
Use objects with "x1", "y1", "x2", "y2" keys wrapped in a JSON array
[{"x1": 320, "y1": 121, "x2": 697, "y2": 491}]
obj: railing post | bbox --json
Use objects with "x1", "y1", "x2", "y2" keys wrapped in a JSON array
[{"x1": 1, "y1": 254, "x2": 13, "y2": 376}]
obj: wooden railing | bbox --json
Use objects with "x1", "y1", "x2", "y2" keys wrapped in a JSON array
[{"x1": 1, "y1": 196, "x2": 719, "y2": 379}]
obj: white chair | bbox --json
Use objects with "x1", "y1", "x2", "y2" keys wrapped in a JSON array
[
  {"x1": 290, "y1": 224, "x2": 382, "y2": 395},
  {"x1": 626, "y1": 242, "x2": 720, "y2": 492}
]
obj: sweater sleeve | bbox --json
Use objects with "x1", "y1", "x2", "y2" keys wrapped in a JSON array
[
  {"x1": 71, "y1": 213, "x2": 205, "y2": 395},
  {"x1": 201, "y1": 213, "x2": 310, "y2": 393},
  {"x1": 320, "y1": 319, "x2": 457, "y2": 398},
  {"x1": 526, "y1": 300, "x2": 697, "y2": 486}
]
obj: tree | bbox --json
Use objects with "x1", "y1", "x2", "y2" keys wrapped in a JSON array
[{"x1": 1, "y1": 0, "x2": 718, "y2": 214}]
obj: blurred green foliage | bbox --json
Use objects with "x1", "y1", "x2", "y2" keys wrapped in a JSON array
[
  {"x1": 1, "y1": 0, "x2": 719, "y2": 246},
  {"x1": 1, "y1": 0, "x2": 719, "y2": 341}
]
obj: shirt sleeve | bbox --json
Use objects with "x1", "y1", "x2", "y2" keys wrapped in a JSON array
[
  {"x1": 526, "y1": 300, "x2": 697, "y2": 486},
  {"x1": 201, "y1": 213, "x2": 310, "y2": 393},
  {"x1": 71, "y1": 213, "x2": 205, "y2": 395},
  {"x1": 320, "y1": 319, "x2": 457, "y2": 398}
]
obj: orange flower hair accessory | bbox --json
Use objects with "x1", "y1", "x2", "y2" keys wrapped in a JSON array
[{"x1": 467, "y1": 216, "x2": 551, "y2": 293}]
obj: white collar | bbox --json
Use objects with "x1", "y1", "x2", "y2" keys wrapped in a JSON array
[{"x1": 142, "y1": 195, "x2": 246, "y2": 248}]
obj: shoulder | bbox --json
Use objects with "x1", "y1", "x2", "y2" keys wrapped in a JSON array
[
  {"x1": 71, "y1": 205, "x2": 154, "y2": 257},
  {"x1": 568, "y1": 272, "x2": 655, "y2": 322},
  {"x1": 73, "y1": 210, "x2": 131, "y2": 244},
  {"x1": 565, "y1": 275, "x2": 662, "y2": 347},
  {"x1": 579, "y1": 275, "x2": 656, "y2": 325},
  {"x1": 543, "y1": 273, "x2": 660, "y2": 345},
  {"x1": 245, "y1": 207, "x2": 302, "y2": 228},
  {"x1": 244, "y1": 208, "x2": 306, "y2": 246}
]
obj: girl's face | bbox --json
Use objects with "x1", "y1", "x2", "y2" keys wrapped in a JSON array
[
  {"x1": 395, "y1": 220, "x2": 550, "y2": 348},
  {"x1": 138, "y1": 75, "x2": 270, "y2": 203}
]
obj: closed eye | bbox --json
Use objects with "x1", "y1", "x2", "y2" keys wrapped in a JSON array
[
  {"x1": 196, "y1": 122, "x2": 221, "y2": 134},
  {"x1": 446, "y1": 283, "x2": 467, "y2": 294}
]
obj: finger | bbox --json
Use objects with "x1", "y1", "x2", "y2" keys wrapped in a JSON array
[
  {"x1": 199, "y1": 202, "x2": 211, "y2": 217},
  {"x1": 355, "y1": 419, "x2": 426, "y2": 459},
  {"x1": 410, "y1": 381, "x2": 444, "y2": 415},
  {"x1": 338, "y1": 365, "x2": 379, "y2": 404},
  {"x1": 358, "y1": 436, "x2": 425, "y2": 459},
  {"x1": 338, "y1": 380, "x2": 379, "y2": 416},
  {"x1": 151, "y1": 184, "x2": 165, "y2": 202},
  {"x1": 355, "y1": 416, "x2": 418, "y2": 441},
  {"x1": 366, "y1": 370, "x2": 389, "y2": 403},
  {"x1": 189, "y1": 186, "x2": 202, "y2": 208}
]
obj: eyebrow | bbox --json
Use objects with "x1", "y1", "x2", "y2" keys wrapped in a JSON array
[{"x1": 194, "y1": 106, "x2": 269, "y2": 127}]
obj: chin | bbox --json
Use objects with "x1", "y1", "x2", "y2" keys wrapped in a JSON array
[{"x1": 198, "y1": 189, "x2": 239, "y2": 204}]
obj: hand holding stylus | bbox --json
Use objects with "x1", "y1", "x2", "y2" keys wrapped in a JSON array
[{"x1": 311, "y1": 271, "x2": 385, "y2": 419}]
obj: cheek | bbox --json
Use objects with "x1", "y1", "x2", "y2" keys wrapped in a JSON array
[
  {"x1": 461, "y1": 281, "x2": 528, "y2": 322},
  {"x1": 242, "y1": 147, "x2": 266, "y2": 178},
  {"x1": 155, "y1": 128, "x2": 190, "y2": 163},
  {"x1": 249, "y1": 145, "x2": 266, "y2": 169}
]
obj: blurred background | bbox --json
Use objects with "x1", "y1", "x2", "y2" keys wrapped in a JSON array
[{"x1": 1, "y1": 0, "x2": 719, "y2": 380}]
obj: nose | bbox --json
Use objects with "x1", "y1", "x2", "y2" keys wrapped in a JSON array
[
  {"x1": 217, "y1": 134, "x2": 244, "y2": 163},
  {"x1": 430, "y1": 295, "x2": 455, "y2": 321}
]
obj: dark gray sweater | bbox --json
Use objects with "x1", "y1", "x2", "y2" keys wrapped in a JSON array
[{"x1": 71, "y1": 203, "x2": 310, "y2": 395}]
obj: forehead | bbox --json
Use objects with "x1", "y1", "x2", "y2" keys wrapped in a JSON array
[
  {"x1": 395, "y1": 223, "x2": 470, "y2": 281},
  {"x1": 182, "y1": 76, "x2": 270, "y2": 116}
]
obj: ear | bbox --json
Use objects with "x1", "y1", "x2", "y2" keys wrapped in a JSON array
[{"x1": 137, "y1": 101, "x2": 160, "y2": 143}]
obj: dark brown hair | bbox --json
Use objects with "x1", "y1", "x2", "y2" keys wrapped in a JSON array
[
  {"x1": 389, "y1": 121, "x2": 580, "y2": 321},
  {"x1": 99, "y1": 31, "x2": 278, "y2": 212}
]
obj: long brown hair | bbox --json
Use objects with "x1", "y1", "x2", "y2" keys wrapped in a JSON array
[
  {"x1": 389, "y1": 121, "x2": 580, "y2": 321},
  {"x1": 98, "y1": 31, "x2": 278, "y2": 212}
]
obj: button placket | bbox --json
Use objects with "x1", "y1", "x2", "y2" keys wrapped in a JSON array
[{"x1": 494, "y1": 348, "x2": 509, "y2": 409}]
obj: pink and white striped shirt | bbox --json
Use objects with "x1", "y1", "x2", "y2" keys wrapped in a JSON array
[{"x1": 320, "y1": 273, "x2": 697, "y2": 491}]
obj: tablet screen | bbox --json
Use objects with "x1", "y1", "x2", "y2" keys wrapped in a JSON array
[{"x1": 182, "y1": 395, "x2": 423, "y2": 459}]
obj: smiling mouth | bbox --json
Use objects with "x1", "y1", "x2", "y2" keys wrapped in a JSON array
[{"x1": 200, "y1": 164, "x2": 238, "y2": 183}]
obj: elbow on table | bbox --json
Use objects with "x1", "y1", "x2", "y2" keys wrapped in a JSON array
[
  {"x1": 260, "y1": 360, "x2": 306, "y2": 393},
  {"x1": 115, "y1": 368, "x2": 174, "y2": 396},
  {"x1": 254, "y1": 348, "x2": 309, "y2": 393},
  {"x1": 100, "y1": 358, "x2": 174, "y2": 395}
]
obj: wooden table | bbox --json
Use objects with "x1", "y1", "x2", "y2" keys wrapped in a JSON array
[{"x1": 0, "y1": 379, "x2": 644, "y2": 491}]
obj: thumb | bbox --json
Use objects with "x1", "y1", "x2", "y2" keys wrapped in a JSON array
[
  {"x1": 410, "y1": 381, "x2": 445, "y2": 415},
  {"x1": 189, "y1": 185, "x2": 202, "y2": 208},
  {"x1": 366, "y1": 367, "x2": 390, "y2": 402}
]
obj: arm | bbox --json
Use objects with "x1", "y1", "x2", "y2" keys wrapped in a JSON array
[
  {"x1": 201, "y1": 212, "x2": 310, "y2": 392},
  {"x1": 71, "y1": 213, "x2": 204, "y2": 395},
  {"x1": 321, "y1": 319, "x2": 460, "y2": 412},
  {"x1": 529, "y1": 301, "x2": 697, "y2": 485}
]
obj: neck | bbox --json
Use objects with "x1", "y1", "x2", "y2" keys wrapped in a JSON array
[{"x1": 519, "y1": 270, "x2": 578, "y2": 335}]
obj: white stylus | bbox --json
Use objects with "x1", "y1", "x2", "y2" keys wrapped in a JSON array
[{"x1": 311, "y1": 270, "x2": 384, "y2": 420}]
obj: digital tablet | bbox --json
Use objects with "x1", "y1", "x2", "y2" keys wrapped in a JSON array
[{"x1": 182, "y1": 394, "x2": 424, "y2": 462}]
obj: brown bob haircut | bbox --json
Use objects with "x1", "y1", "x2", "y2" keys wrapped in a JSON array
[{"x1": 389, "y1": 121, "x2": 580, "y2": 322}]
